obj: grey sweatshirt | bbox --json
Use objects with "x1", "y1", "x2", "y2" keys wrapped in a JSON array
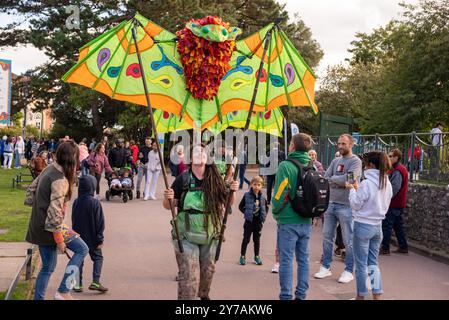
[{"x1": 325, "y1": 154, "x2": 363, "y2": 206}]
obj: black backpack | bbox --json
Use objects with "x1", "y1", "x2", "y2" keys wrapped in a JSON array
[{"x1": 285, "y1": 158, "x2": 330, "y2": 218}]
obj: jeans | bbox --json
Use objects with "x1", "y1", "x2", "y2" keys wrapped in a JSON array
[
  {"x1": 14, "y1": 150, "x2": 22, "y2": 167},
  {"x1": 381, "y1": 208, "x2": 408, "y2": 251},
  {"x1": 34, "y1": 245, "x2": 58, "y2": 300},
  {"x1": 3, "y1": 152, "x2": 13, "y2": 169},
  {"x1": 145, "y1": 169, "x2": 161, "y2": 198},
  {"x1": 240, "y1": 220, "x2": 262, "y2": 256},
  {"x1": 81, "y1": 160, "x2": 89, "y2": 176},
  {"x1": 79, "y1": 248, "x2": 104, "y2": 285},
  {"x1": 57, "y1": 237, "x2": 89, "y2": 293},
  {"x1": 266, "y1": 174, "x2": 275, "y2": 203},
  {"x1": 353, "y1": 221, "x2": 383, "y2": 296},
  {"x1": 239, "y1": 164, "x2": 250, "y2": 189},
  {"x1": 277, "y1": 223, "x2": 312, "y2": 300},
  {"x1": 136, "y1": 164, "x2": 148, "y2": 193},
  {"x1": 322, "y1": 202, "x2": 354, "y2": 273}
]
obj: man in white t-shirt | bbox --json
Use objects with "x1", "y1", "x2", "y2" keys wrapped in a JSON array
[
  {"x1": 430, "y1": 122, "x2": 444, "y2": 177},
  {"x1": 431, "y1": 123, "x2": 443, "y2": 146}
]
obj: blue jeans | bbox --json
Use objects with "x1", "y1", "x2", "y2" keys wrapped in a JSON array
[
  {"x1": 14, "y1": 150, "x2": 21, "y2": 167},
  {"x1": 277, "y1": 223, "x2": 312, "y2": 300},
  {"x1": 57, "y1": 237, "x2": 89, "y2": 293},
  {"x1": 353, "y1": 221, "x2": 383, "y2": 296},
  {"x1": 34, "y1": 245, "x2": 58, "y2": 300},
  {"x1": 381, "y1": 208, "x2": 408, "y2": 251},
  {"x1": 322, "y1": 202, "x2": 354, "y2": 272}
]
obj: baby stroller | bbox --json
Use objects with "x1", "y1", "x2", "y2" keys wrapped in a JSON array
[{"x1": 105, "y1": 167, "x2": 134, "y2": 203}]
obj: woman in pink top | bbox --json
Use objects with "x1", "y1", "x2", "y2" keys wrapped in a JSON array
[{"x1": 87, "y1": 143, "x2": 113, "y2": 199}]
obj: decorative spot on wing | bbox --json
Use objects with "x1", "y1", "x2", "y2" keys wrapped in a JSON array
[
  {"x1": 255, "y1": 68, "x2": 267, "y2": 82},
  {"x1": 151, "y1": 46, "x2": 183, "y2": 75},
  {"x1": 229, "y1": 110, "x2": 239, "y2": 120},
  {"x1": 126, "y1": 63, "x2": 141, "y2": 78},
  {"x1": 163, "y1": 111, "x2": 170, "y2": 119},
  {"x1": 284, "y1": 63, "x2": 295, "y2": 86},
  {"x1": 107, "y1": 66, "x2": 121, "y2": 78},
  {"x1": 149, "y1": 75, "x2": 173, "y2": 89},
  {"x1": 97, "y1": 48, "x2": 110, "y2": 71},
  {"x1": 230, "y1": 78, "x2": 253, "y2": 90},
  {"x1": 269, "y1": 74, "x2": 284, "y2": 87},
  {"x1": 222, "y1": 56, "x2": 253, "y2": 80},
  {"x1": 264, "y1": 111, "x2": 272, "y2": 119}
]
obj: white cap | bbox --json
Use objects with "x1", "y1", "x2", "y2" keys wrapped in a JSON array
[{"x1": 2, "y1": 136, "x2": 6, "y2": 140}]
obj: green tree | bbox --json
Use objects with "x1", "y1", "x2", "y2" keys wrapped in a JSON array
[
  {"x1": 1, "y1": 0, "x2": 323, "y2": 140},
  {"x1": 317, "y1": 0, "x2": 449, "y2": 134}
]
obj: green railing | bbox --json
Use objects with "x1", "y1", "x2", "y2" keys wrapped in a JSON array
[{"x1": 312, "y1": 132, "x2": 449, "y2": 183}]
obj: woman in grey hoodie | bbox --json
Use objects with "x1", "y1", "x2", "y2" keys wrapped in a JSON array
[{"x1": 346, "y1": 151, "x2": 392, "y2": 300}]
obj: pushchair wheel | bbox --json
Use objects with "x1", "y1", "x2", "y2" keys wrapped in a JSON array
[
  {"x1": 128, "y1": 190, "x2": 133, "y2": 200},
  {"x1": 123, "y1": 193, "x2": 128, "y2": 203},
  {"x1": 106, "y1": 190, "x2": 110, "y2": 201}
]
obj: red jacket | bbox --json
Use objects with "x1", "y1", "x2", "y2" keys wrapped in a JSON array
[
  {"x1": 389, "y1": 163, "x2": 409, "y2": 209},
  {"x1": 407, "y1": 146, "x2": 422, "y2": 160},
  {"x1": 130, "y1": 145, "x2": 139, "y2": 164}
]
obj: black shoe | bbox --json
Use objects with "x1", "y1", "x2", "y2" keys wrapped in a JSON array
[
  {"x1": 200, "y1": 296, "x2": 210, "y2": 300},
  {"x1": 379, "y1": 248, "x2": 391, "y2": 255},
  {"x1": 136, "y1": 191, "x2": 140, "y2": 199}
]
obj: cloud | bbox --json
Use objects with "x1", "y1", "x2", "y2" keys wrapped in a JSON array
[
  {"x1": 0, "y1": 45, "x2": 49, "y2": 75},
  {"x1": 278, "y1": 0, "x2": 419, "y2": 78}
]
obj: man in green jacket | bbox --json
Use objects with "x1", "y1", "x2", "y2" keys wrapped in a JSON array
[{"x1": 272, "y1": 133, "x2": 313, "y2": 300}]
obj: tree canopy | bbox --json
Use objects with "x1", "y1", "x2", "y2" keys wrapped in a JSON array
[
  {"x1": 316, "y1": 0, "x2": 449, "y2": 135},
  {"x1": 1, "y1": 0, "x2": 323, "y2": 142}
]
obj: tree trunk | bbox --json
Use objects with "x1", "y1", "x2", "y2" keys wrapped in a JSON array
[{"x1": 91, "y1": 96, "x2": 103, "y2": 140}]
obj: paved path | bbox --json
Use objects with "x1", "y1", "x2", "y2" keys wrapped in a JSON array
[
  {"x1": 43, "y1": 171, "x2": 449, "y2": 300},
  {"x1": 0, "y1": 242, "x2": 32, "y2": 293}
]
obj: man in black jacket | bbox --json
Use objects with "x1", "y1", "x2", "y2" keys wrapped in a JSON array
[
  {"x1": 71, "y1": 175, "x2": 108, "y2": 293},
  {"x1": 108, "y1": 139, "x2": 127, "y2": 169}
]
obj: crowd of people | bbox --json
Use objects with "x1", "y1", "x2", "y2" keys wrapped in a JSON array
[{"x1": 20, "y1": 130, "x2": 416, "y2": 301}]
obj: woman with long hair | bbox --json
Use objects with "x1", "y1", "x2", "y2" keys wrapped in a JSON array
[
  {"x1": 346, "y1": 151, "x2": 393, "y2": 300},
  {"x1": 163, "y1": 143, "x2": 239, "y2": 300},
  {"x1": 26, "y1": 140, "x2": 89, "y2": 300},
  {"x1": 86, "y1": 142, "x2": 113, "y2": 199}
]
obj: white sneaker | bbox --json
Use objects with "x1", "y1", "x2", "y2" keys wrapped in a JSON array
[
  {"x1": 54, "y1": 291, "x2": 76, "y2": 300},
  {"x1": 143, "y1": 196, "x2": 149, "y2": 201},
  {"x1": 314, "y1": 266, "x2": 332, "y2": 279},
  {"x1": 150, "y1": 195, "x2": 157, "y2": 200},
  {"x1": 338, "y1": 271, "x2": 354, "y2": 283},
  {"x1": 271, "y1": 263, "x2": 279, "y2": 273}
]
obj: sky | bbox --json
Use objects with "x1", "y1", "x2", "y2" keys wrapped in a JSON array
[{"x1": 0, "y1": 0, "x2": 419, "y2": 78}]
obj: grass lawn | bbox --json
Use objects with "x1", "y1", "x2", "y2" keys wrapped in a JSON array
[
  {"x1": 0, "y1": 281, "x2": 30, "y2": 300},
  {"x1": 0, "y1": 167, "x2": 32, "y2": 242}
]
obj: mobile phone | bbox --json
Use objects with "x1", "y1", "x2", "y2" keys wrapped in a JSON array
[{"x1": 347, "y1": 171, "x2": 355, "y2": 184}]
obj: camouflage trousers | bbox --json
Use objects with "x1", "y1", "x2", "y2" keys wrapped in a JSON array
[{"x1": 173, "y1": 239, "x2": 217, "y2": 300}]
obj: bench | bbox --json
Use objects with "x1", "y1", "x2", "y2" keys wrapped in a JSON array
[{"x1": 12, "y1": 167, "x2": 35, "y2": 188}]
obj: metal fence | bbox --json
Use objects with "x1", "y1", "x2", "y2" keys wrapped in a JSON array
[
  {"x1": 312, "y1": 132, "x2": 449, "y2": 183},
  {"x1": 4, "y1": 246, "x2": 35, "y2": 300}
]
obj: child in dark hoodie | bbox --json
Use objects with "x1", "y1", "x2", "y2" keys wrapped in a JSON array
[
  {"x1": 238, "y1": 176, "x2": 268, "y2": 266},
  {"x1": 71, "y1": 175, "x2": 108, "y2": 293}
]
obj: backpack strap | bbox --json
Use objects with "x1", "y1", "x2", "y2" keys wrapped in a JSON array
[{"x1": 285, "y1": 158, "x2": 305, "y2": 200}]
